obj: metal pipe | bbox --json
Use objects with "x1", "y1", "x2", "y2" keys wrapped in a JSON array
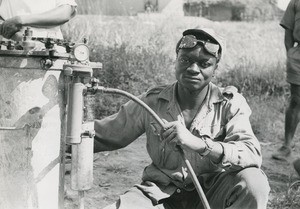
[
  {"x1": 93, "y1": 86, "x2": 211, "y2": 209},
  {"x1": 70, "y1": 134, "x2": 94, "y2": 209},
  {"x1": 66, "y1": 78, "x2": 86, "y2": 144},
  {"x1": 78, "y1": 191, "x2": 85, "y2": 209},
  {"x1": 66, "y1": 77, "x2": 93, "y2": 209},
  {"x1": 71, "y1": 135, "x2": 94, "y2": 191}
]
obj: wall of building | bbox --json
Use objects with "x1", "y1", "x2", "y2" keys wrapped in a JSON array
[
  {"x1": 208, "y1": 4, "x2": 232, "y2": 21},
  {"x1": 160, "y1": 0, "x2": 184, "y2": 16},
  {"x1": 99, "y1": 0, "x2": 145, "y2": 16},
  {"x1": 76, "y1": 0, "x2": 179, "y2": 16}
]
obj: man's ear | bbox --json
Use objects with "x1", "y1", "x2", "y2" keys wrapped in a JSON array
[
  {"x1": 214, "y1": 64, "x2": 218, "y2": 71},
  {"x1": 212, "y1": 64, "x2": 218, "y2": 77}
]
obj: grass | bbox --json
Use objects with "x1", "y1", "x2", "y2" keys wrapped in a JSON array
[
  {"x1": 62, "y1": 15, "x2": 288, "y2": 116},
  {"x1": 62, "y1": 14, "x2": 298, "y2": 207},
  {"x1": 63, "y1": 15, "x2": 286, "y2": 94}
]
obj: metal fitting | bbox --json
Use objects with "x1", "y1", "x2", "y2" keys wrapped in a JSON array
[
  {"x1": 81, "y1": 130, "x2": 95, "y2": 138},
  {"x1": 40, "y1": 58, "x2": 53, "y2": 70}
]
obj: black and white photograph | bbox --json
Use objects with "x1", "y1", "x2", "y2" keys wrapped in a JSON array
[{"x1": 0, "y1": 0, "x2": 298, "y2": 209}]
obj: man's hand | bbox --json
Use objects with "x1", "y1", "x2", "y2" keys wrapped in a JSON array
[
  {"x1": 135, "y1": 181, "x2": 170, "y2": 204},
  {"x1": 161, "y1": 120, "x2": 206, "y2": 152},
  {"x1": 1, "y1": 16, "x2": 23, "y2": 39}
]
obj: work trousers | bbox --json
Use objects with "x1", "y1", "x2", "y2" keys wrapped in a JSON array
[{"x1": 103, "y1": 167, "x2": 270, "y2": 209}]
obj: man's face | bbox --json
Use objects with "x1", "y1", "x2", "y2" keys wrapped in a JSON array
[{"x1": 175, "y1": 45, "x2": 218, "y2": 92}]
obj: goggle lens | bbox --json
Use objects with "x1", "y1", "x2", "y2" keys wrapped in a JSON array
[{"x1": 178, "y1": 35, "x2": 220, "y2": 57}]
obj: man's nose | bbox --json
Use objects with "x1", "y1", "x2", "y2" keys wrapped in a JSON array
[{"x1": 187, "y1": 62, "x2": 201, "y2": 73}]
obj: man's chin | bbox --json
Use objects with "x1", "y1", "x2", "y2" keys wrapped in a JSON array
[{"x1": 182, "y1": 85, "x2": 203, "y2": 93}]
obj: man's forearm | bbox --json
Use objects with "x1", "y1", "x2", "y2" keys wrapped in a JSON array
[
  {"x1": 94, "y1": 136, "x2": 126, "y2": 153},
  {"x1": 207, "y1": 141, "x2": 224, "y2": 163},
  {"x1": 20, "y1": 5, "x2": 75, "y2": 27}
]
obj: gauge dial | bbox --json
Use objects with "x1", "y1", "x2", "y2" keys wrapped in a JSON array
[{"x1": 73, "y1": 44, "x2": 89, "y2": 62}]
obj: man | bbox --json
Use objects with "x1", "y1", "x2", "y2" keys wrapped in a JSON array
[
  {"x1": 0, "y1": 0, "x2": 77, "y2": 49},
  {"x1": 94, "y1": 28, "x2": 270, "y2": 209},
  {"x1": 272, "y1": 0, "x2": 300, "y2": 164}
]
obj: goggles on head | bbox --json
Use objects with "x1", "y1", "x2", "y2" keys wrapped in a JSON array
[{"x1": 178, "y1": 35, "x2": 220, "y2": 58}]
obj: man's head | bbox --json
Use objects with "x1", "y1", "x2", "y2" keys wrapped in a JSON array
[{"x1": 175, "y1": 28, "x2": 224, "y2": 92}]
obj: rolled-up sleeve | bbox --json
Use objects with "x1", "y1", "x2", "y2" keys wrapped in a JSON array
[
  {"x1": 56, "y1": 0, "x2": 77, "y2": 17},
  {"x1": 218, "y1": 94, "x2": 262, "y2": 170},
  {"x1": 94, "y1": 96, "x2": 146, "y2": 152},
  {"x1": 280, "y1": 0, "x2": 296, "y2": 30}
]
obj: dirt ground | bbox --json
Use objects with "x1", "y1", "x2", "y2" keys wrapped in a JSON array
[{"x1": 64, "y1": 133, "x2": 300, "y2": 209}]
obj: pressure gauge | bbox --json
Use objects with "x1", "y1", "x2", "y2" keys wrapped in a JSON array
[{"x1": 73, "y1": 44, "x2": 90, "y2": 62}]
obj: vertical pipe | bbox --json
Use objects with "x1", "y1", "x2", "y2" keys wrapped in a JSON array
[
  {"x1": 70, "y1": 135, "x2": 94, "y2": 209},
  {"x1": 78, "y1": 191, "x2": 85, "y2": 209},
  {"x1": 66, "y1": 78, "x2": 86, "y2": 144},
  {"x1": 71, "y1": 135, "x2": 94, "y2": 191}
]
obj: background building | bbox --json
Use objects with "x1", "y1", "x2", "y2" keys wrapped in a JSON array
[
  {"x1": 75, "y1": 0, "x2": 285, "y2": 21},
  {"x1": 76, "y1": 0, "x2": 184, "y2": 16}
]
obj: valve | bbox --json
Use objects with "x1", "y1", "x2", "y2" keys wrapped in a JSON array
[
  {"x1": 82, "y1": 130, "x2": 95, "y2": 138},
  {"x1": 44, "y1": 38, "x2": 55, "y2": 50},
  {"x1": 22, "y1": 27, "x2": 36, "y2": 50},
  {"x1": 40, "y1": 58, "x2": 53, "y2": 70},
  {"x1": 7, "y1": 41, "x2": 15, "y2": 50},
  {"x1": 89, "y1": 77, "x2": 100, "y2": 91}
]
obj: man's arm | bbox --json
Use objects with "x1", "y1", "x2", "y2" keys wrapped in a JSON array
[
  {"x1": 161, "y1": 93, "x2": 260, "y2": 168},
  {"x1": 94, "y1": 99, "x2": 146, "y2": 153},
  {"x1": 18, "y1": 4, "x2": 76, "y2": 27},
  {"x1": 217, "y1": 94, "x2": 262, "y2": 170},
  {"x1": 161, "y1": 122, "x2": 224, "y2": 163},
  {"x1": 1, "y1": 4, "x2": 76, "y2": 39}
]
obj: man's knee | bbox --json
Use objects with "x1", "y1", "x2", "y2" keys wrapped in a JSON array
[
  {"x1": 237, "y1": 167, "x2": 270, "y2": 202},
  {"x1": 104, "y1": 187, "x2": 160, "y2": 209},
  {"x1": 290, "y1": 95, "x2": 300, "y2": 110}
]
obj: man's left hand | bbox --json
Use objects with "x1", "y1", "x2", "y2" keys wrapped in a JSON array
[{"x1": 161, "y1": 120, "x2": 205, "y2": 152}]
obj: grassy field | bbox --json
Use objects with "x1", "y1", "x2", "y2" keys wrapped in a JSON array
[
  {"x1": 62, "y1": 14, "x2": 300, "y2": 208},
  {"x1": 62, "y1": 15, "x2": 287, "y2": 97}
]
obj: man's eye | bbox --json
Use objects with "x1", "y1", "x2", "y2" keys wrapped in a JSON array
[
  {"x1": 199, "y1": 62, "x2": 212, "y2": 68},
  {"x1": 179, "y1": 57, "x2": 191, "y2": 64}
]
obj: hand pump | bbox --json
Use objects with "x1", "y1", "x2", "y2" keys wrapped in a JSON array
[{"x1": 63, "y1": 40, "x2": 101, "y2": 209}]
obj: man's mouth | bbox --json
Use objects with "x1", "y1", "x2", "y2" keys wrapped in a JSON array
[{"x1": 183, "y1": 76, "x2": 201, "y2": 81}]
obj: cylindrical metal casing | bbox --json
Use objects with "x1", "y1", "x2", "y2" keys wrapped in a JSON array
[
  {"x1": 71, "y1": 136, "x2": 94, "y2": 191},
  {"x1": 0, "y1": 55, "x2": 66, "y2": 209},
  {"x1": 66, "y1": 81, "x2": 85, "y2": 144}
]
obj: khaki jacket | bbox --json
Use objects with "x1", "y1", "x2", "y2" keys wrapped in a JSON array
[{"x1": 94, "y1": 82, "x2": 262, "y2": 203}]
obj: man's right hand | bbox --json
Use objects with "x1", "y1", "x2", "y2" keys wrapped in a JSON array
[{"x1": 1, "y1": 16, "x2": 23, "y2": 39}]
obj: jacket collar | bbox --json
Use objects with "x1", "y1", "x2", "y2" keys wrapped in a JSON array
[{"x1": 157, "y1": 82, "x2": 225, "y2": 109}]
